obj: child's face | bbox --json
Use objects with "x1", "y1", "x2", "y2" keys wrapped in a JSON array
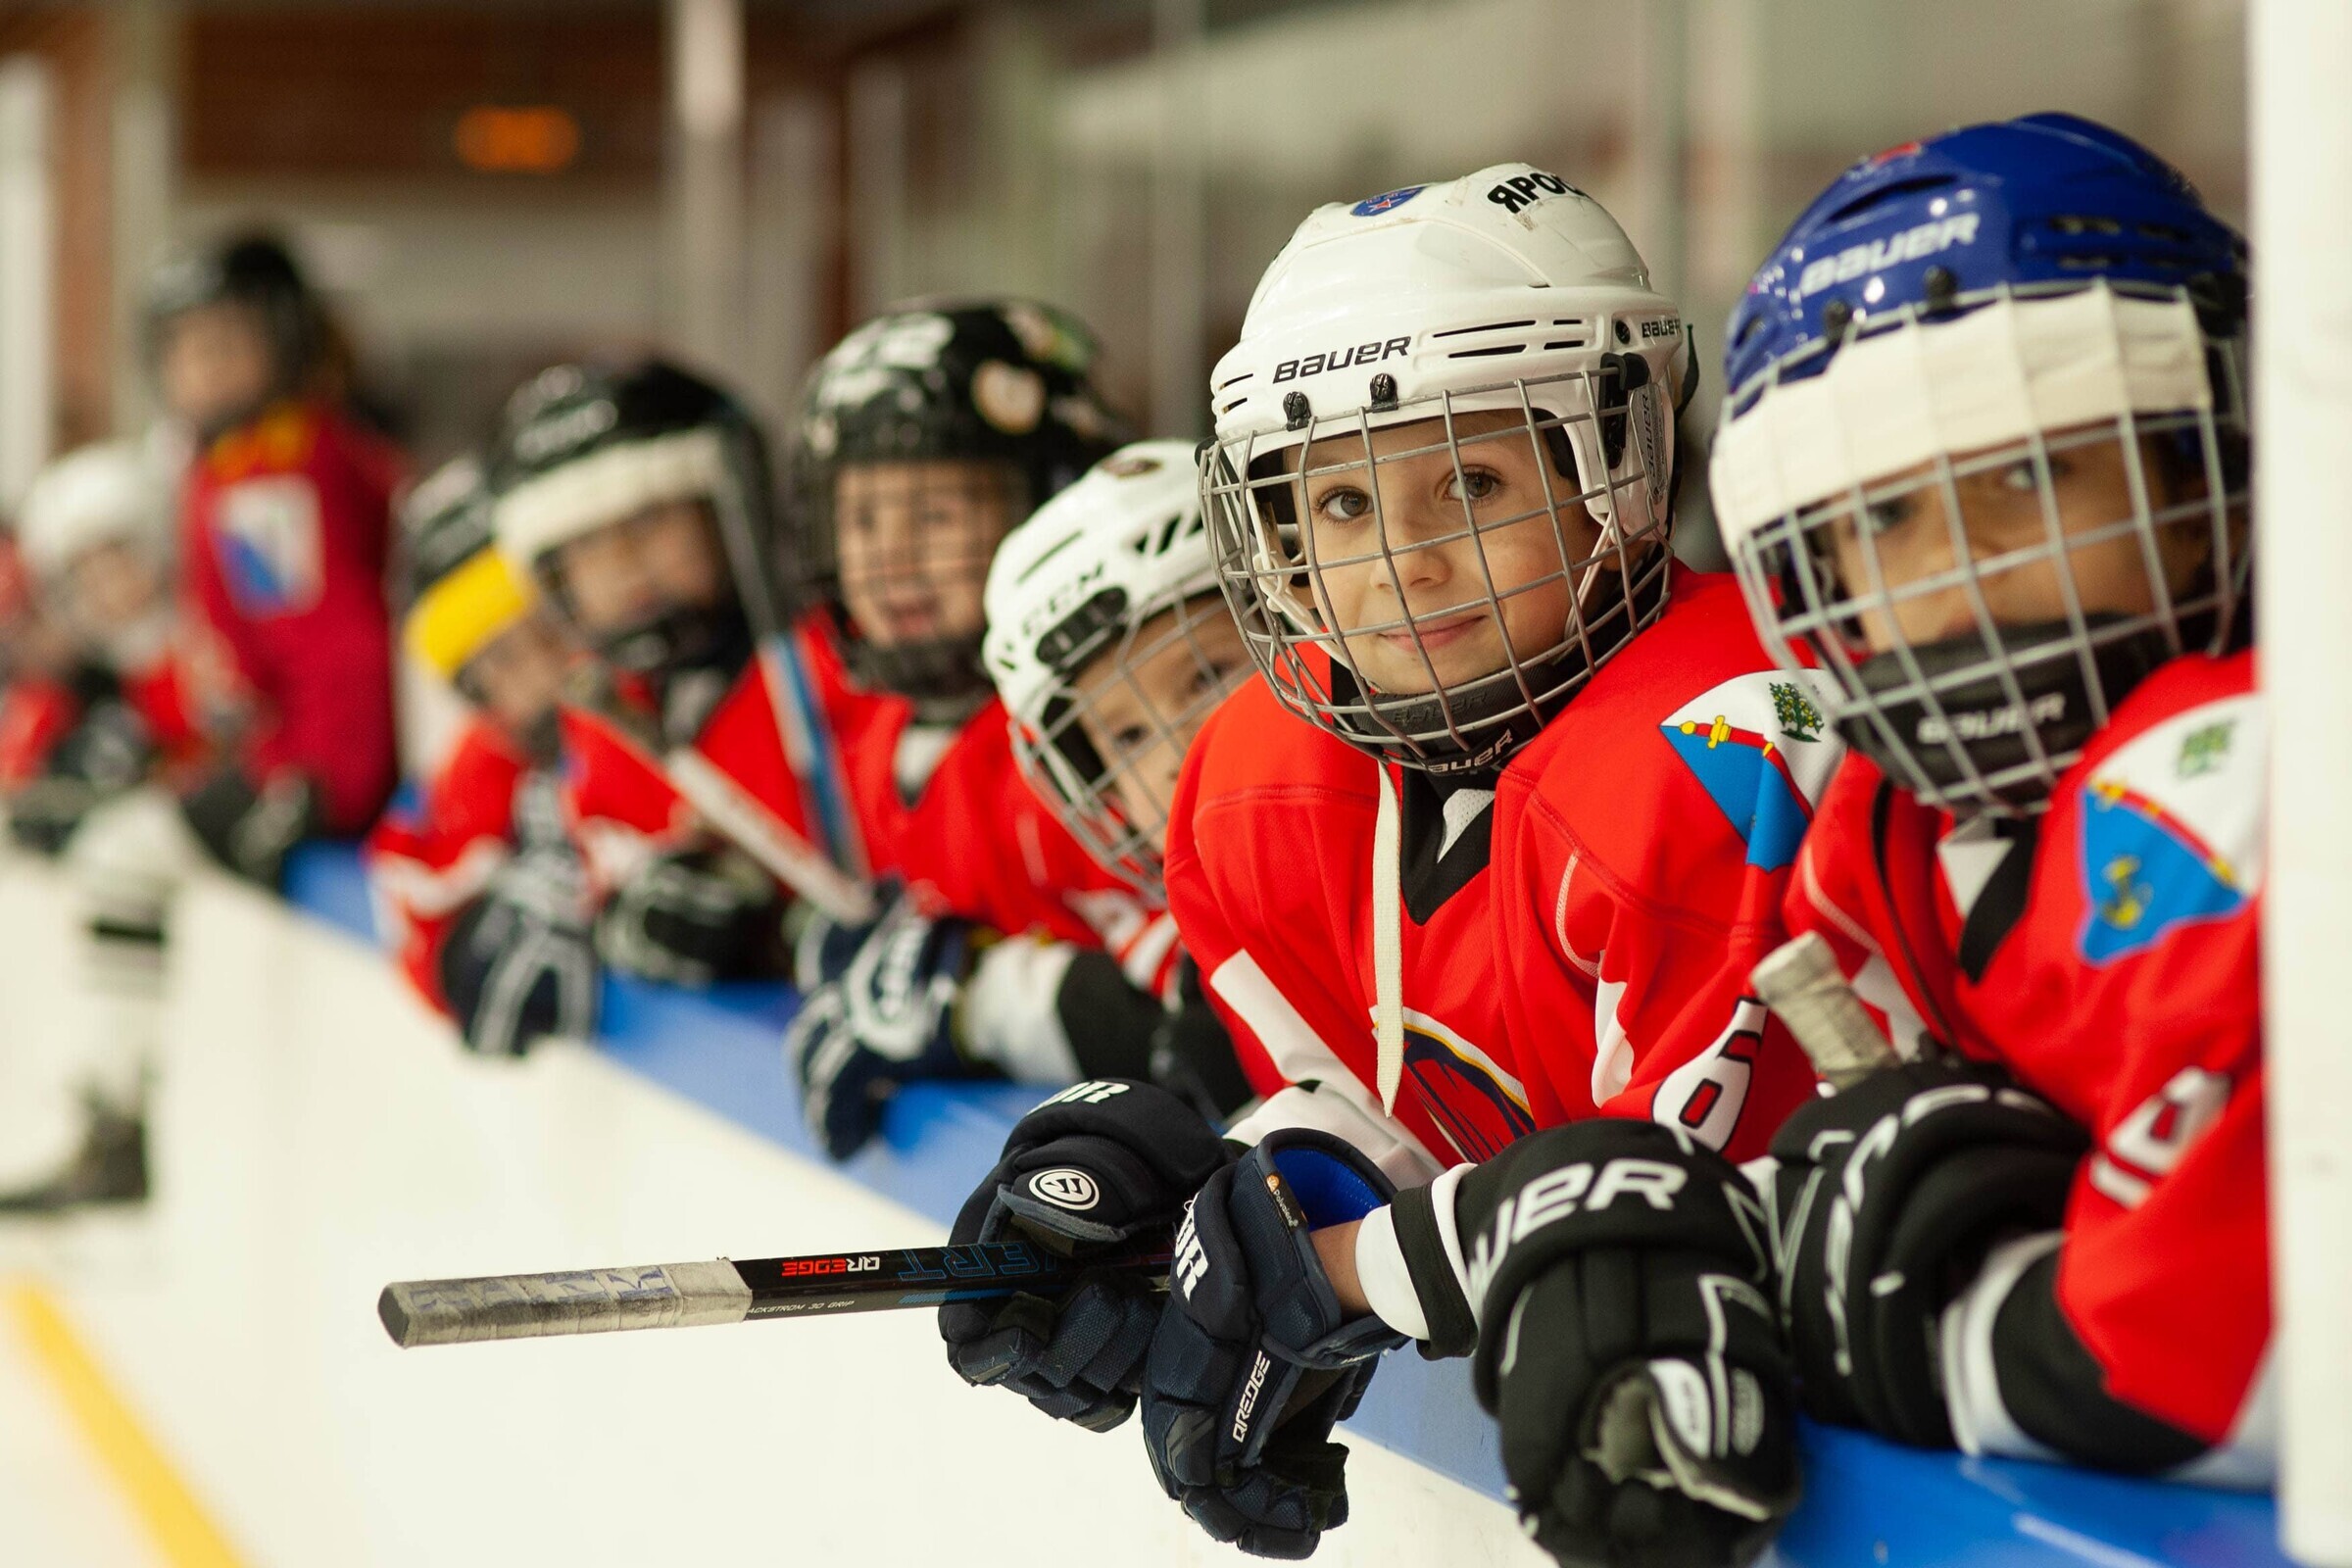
[
  {"x1": 461, "y1": 608, "x2": 575, "y2": 744},
  {"x1": 834, "y1": 461, "x2": 1020, "y2": 649},
  {"x1": 1068, "y1": 598, "x2": 1249, "y2": 857},
  {"x1": 1826, "y1": 430, "x2": 2214, "y2": 653},
  {"x1": 63, "y1": 542, "x2": 168, "y2": 640},
  {"x1": 553, "y1": 499, "x2": 727, "y2": 637},
  {"x1": 1297, "y1": 410, "x2": 1601, "y2": 696},
  {"x1": 158, "y1": 301, "x2": 276, "y2": 434}
]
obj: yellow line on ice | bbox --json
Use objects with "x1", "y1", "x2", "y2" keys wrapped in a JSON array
[{"x1": 8, "y1": 1279, "x2": 251, "y2": 1568}]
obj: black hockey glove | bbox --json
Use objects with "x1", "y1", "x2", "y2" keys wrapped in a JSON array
[
  {"x1": 787, "y1": 897, "x2": 982, "y2": 1161},
  {"x1": 1149, "y1": 959, "x2": 1255, "y2": 1122},
  {"x1": 1140, "y1": 1129, "x2": 1405, "y2": 1560},
  {"x1": 179, "y1": 766, "x2": 320, "y2": 888},
  {"x1": 1446, "y1": 1119, "x2": 1797, "y2": 1568},
  {"x1": 940, "y1": 1079, "x2": 1236, "y2": 1430},
  {"x1": 594, "y1": 847, "x2": 785, "y2": 986},
  {"x1": 3, "y1": 700, "x2": 151, "y2": 856},
  {"x1": 435, "y1": 849, "x2": 599, "y2": 1057},
  {"x1": 1770, "y1": 1058, "x2": 2087, "y2": 1447}
]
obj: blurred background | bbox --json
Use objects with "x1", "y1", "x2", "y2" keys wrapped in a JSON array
[{"x1": 0, "y1": 0, "x2": 2250, "y2": 503}]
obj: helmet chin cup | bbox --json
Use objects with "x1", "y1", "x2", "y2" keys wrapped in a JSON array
[
  {"x1": 1842, "y1": 615, "x2": 2176, "y2": 813},
  {"x1": 845, "y1": 631, "x2": 993, "y2": 719}
]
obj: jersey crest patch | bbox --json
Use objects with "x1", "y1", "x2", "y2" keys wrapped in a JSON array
[
  {"x1": 1658, "y1": 671, "x2": 1843, "y2": 870},
  {"x1": 1390, "y1": 1007, "x2": 1535, "y2": 1162},
  {"x1": 2075, "y1": 694, "x2": 2265, "y2": 965},
  {"x1": 215, "y1": 474, "x2": 323, "y2": 617}
]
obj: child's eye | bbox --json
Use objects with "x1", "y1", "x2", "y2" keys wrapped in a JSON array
[
  {"x1": 1448, "y1": 467, "x2": 1503, "y2": 504},
  {"x1": 1860, "y1": 494, "x2": 1915, "y2": 535},
  {"x1": 1111, "y1": 721, "x2": 1152, "y2": 753},
  {"x1": 1312, "y1": 485, "x2": 1373, "y2": 524},
  {"x1": 1189, "y1": 658, "x2": 1236, "y2": 697}
]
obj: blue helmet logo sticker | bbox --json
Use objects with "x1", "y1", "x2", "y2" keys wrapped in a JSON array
[{"x1": 1350, "y1": 185, "x2": 1426, "y2": 218}]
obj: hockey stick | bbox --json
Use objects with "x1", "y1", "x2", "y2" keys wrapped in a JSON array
[
  {"x1": 1748, "y1": 931, "x2": 1899, "y2": 1090},
  {"x1": 379, "y1": 1239, "x2": 1170, "y2": 1349}
]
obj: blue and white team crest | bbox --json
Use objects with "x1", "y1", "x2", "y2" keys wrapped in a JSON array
[
  {"x1": 1658, "y1": 671, "x2": 1845, "y2": 870},
  {"x1": 1350, "y1": 185, "x2": 1426, "y2": 217},
  {"x1": 215, "y1": 474, "x2": 324, "y2": 618},
  {"x1": 2076, "y1": 694, "x2": 2265, "y2": 965}
]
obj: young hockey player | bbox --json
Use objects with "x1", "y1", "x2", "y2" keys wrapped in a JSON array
[
  {"x1": 366, "y1": 456, "x2": 595, "y2": 1055},
  {"x1": 2, "y1": 443, "x2": 199, "y2": 854},
  {"x1": 1716, "y1": 116, "x2": 2268, "y2": 1484},
  {"x1": 490, "y1": 359, "x2": 813, "y2": 992},
  {"x1": 0, "y1": 443, "x2": 199, "y2": 1211},
  {"x1": 940, "y1": 169, "x2": 1818, "y2": 1563},
  {"x1": 782, "y1": 303, "x2": 1231, "y2": 1160},
  {"x1": 149, "y1": 233, "x2": 403, "y2": 884}
]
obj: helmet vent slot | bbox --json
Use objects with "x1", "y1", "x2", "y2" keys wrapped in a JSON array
[
  {"x1": 1822, "y1": 174, "x2": 1956, "y2": 223},
  {"x1": 1432, "y1": 319, "x2": 1536, "y2": 339},
  {"x1": 1446, "y1": 344, "x2": 1525, "y2": 360}
]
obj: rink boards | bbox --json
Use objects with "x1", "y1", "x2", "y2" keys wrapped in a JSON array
[{"x1": 0, "y1": 845, "x2": 2287, "y2": 1567}]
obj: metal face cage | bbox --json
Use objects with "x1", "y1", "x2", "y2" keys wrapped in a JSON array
[
  {"x1": 826, "y1": 459, "x2": 1028, "y2": 707},
  {"x1": 1722, "y1": 281, "x2": 2249, "y2": 815},
  {"x1": 1008, "y1": 588, "x2": 1250, "y2": 900},
  {"x1": 1200, "y1": 368, "x2": 1674, "y2": 774}
]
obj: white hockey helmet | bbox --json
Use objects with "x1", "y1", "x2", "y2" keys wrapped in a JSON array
[
  {"x1": 16, "y1": 443, "x2": 172, "y2": 584},
  {"x1": 1202, "y1": 165, "x2": 1690, "y2": 773},
  {"x1": 984, "y1": 438, "x2": 1245, "y2": 895}
]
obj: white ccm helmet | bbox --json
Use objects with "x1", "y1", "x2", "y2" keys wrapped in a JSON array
[
  {"x1": 1201, "y1": 165, "x2": 1690, "y2": 773},
  {"x1": 984, "y1": 438, "x2": 1243, "y2": 896}
]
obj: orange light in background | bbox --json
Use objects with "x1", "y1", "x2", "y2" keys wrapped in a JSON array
[{"x1": 453, "y1": 106, "x2": 580, "y2": 174}]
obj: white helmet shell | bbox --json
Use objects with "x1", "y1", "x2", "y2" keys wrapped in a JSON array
[
  {"x1": 17, "y1": 443, "x2": 172, "y2": 583},
  {"x1": 983, "y1": 438, "x2": 1215, "y2": 727},
  {"x1": 1209, "y1": 164, "x2": 1685, "y2": 530}
]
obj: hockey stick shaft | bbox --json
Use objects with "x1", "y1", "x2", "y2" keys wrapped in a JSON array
[
  {"x1": 379, "y1": 1240, "x2": 1170, "y2": 1349},
  {"x1": 662, "y1": 745, "x2": 875, "y2": 924},
  {"x1": 1750, "y1": 931, "x2": 1900, "y2": 1090}
]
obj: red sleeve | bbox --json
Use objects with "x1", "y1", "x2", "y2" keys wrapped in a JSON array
[
  {"x1": 363, "y1": 720, "x2": 526, "y2": 1013},
  {"x1": 0, "y1": 676, "x2": 82, "y2": 786},
  {"x1": 182, "y1": 407, "x2": 400, "y2": 832}
]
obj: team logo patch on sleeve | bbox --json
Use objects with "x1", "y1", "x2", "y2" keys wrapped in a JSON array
[
  {"x1": 2075, "y1": 694, "x2": 2266, "y2": 964},
  {"x1": 1658, "y1": 672, "x2": 1844, "y2": 870},
  {"x1": 214, "y1": 474, "x2": 324, "y2": 617}
]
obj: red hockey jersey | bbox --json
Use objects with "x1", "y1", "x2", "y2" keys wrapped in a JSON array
[
  {"x1": 559, "y1": 614, "x2": 1164, "y2": 970},
  {"x1": 180, "y1": 401, "x2": 402, "y2": 833},
  {"x1": 1786, "y1": 650, "x2": 2267, "y2": 1466},
  {"x1": 365, "y1": 716, "x2": 537, "y2": 1013},
  {"x1": 1166, "y1": 570, "x2": 1836, "y2": 1175}
]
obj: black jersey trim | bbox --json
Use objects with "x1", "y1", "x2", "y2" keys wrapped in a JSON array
[
  {"x1": 1955, "y1": 817, "x2": 2039, "y2": 983},
  {"x1": 1397, "y1": 767, "x2": 1495, "y2": 926},
  {"x1": 1990, "y1": 1249, "x2": 2210, "y2": 1473}
]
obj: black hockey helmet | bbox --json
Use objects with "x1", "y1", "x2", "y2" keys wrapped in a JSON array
[
  {"x1": 489, "y1": 359, "x2": 778, "y2": 700},
  {"x1": 145, "y1": 233, "x2": 323, "y2": 392},
  {"x1": 783, "y1": 298, "x2": 1129, "y2": 710}
]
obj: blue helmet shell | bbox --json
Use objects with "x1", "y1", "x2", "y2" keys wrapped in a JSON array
[{"x1": 1723, "y1": 113, "x2": 2246, "y2": 403}]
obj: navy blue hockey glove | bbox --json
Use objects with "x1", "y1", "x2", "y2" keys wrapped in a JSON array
[
  {"x1": 1140, "y1": 1129, "x2": 1405, "y2": 1559},
  {"x1": 179, "y1": 766, "x2": 319, "y2": 888},
  {"x1": 787, "y1": 897, "x2": 982, "y2": 1160},
  {"x1": 435, "y1": 850, "x2": 598, "y2": 1057},
  {"x1": 595, "y1": 847, "x2": 784, "y2": 986},
  {"x1": 1442, "y1": 1119, "x2": 1798, "y2": 1568},
  {"x1": 940, "y1": 1079, "x2": 1236, "y2": 1431},
  {"x1": 1771, "y1": 1057, "x2": 2086, "y2": 1447}
]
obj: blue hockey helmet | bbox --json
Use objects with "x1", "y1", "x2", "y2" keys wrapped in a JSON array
[{"x1": 1714, "y1": 115, "x2": 2249, "y2": 815}]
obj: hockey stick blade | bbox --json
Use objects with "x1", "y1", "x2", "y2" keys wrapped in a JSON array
[
  {"x1": 379, "y1": 1239, "x2": 1171, "y2": 1349},
  {"x1": 1750, "y1": 931, "x2": 1900, "y2": 1090}
]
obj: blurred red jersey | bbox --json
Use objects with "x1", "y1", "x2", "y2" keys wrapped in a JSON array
[{"x1": 179, "y1": 400, "x2": 402, "y2": 833}]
